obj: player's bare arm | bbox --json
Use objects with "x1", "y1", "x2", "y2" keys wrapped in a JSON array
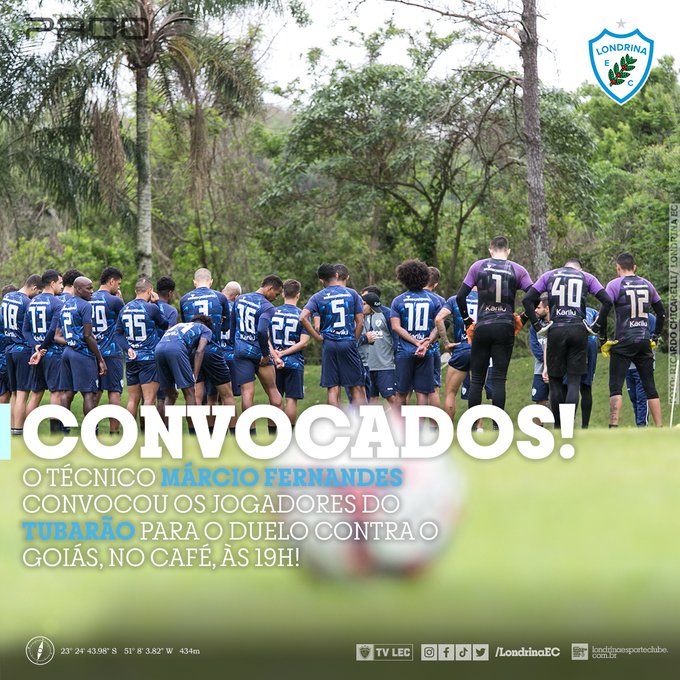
[
  {"x1": 193, "y1": 337, "x2": 209, "y2": 379},
  {"x1": 299, "y1": 309, "x2": 322, "y2": 343}
]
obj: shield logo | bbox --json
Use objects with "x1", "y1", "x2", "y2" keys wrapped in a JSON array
[
  {"x1": 359, "y1": 645, "x2": 371, "y2": 658},
  {"x1": 588, "y1": 28, "x2": 654, "y2": 104}
]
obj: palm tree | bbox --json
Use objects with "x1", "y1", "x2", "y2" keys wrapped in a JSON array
[{"x1": 6, "y1": 0, "x2": 271, "y2": 277}]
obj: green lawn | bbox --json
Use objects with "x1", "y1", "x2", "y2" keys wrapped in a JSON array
[
  {"x1": 1, "y1": 351, "x2": 678, "y2": 678},
  {"x1": 55, "y1": 350, "x2": 674, "y2": 430}
]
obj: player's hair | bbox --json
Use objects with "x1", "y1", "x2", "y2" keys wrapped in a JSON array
[
  {"x1": 396, "y1": 259, "x2": 430, "y2": 292},
  {"x1": 538, "y1": 292, "x2": 549, "y2": 304},
  {"x1": 261, "y1": 275, "x2": 283, "y2": 290},
  {"x1": 223, "y1": 280, "x2": 241, "y2": 296},
  {"x1": 135, "y1": 277, "x2": 153, "y2": 293},
  {"x1": 24, "y1": 274, "x2": 43, "y2": 290},
  {"x1": 489, "y1": 236, "x2": 509, "y2": 251},
  {"x1": 100, "y1": 267, "x2": 123, "y2": 285},
  {"x1": 317, "y1": 263, "x2": 337, "y2": 282},
  {"x1": 191, "y1": 314, "x2": 213, "y2": 330},
  {"x1": 156, "y1": 276, "x2": 176, "y2": 294},
  {"x1": 361, "y1": 285, "x2": 381, "y2": 297},
  {"x1": 194, "y1": 268, "x2": 212, "y2": 282},
  {"x1": 1, "y1": 284, "x2": 18, "y2": 298},
  {"x1": 283, "y1": 279, "x2": 301, "y2": 299},
  {"x1": 62, "y1": 269, "x2": 83, "y2": 287},
  {"x1": 616, "y1": 252, "x2": 636, "y2": 271},
  {"x1": 564, "y1": 257, "x2": 582, "y2": 269},
  {"x1": 335, "y1": 264, "x2": 350, "y2": 281},
  {"x1": 41, "y1": 269, "x2": 61, "y2": 287},
  {"x1": 427, "y1": 266, "x2": 440, "y2": 287}
]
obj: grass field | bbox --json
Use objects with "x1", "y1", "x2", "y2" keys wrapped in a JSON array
[
  {"x1": 44, "y1": 350, "x2": 675, "y2": 429},
  {"x1": 1, "y1": 351, "x2": 678, "y2": 679}
]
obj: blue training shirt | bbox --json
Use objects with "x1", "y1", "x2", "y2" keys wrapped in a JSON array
[
  {"x1": 303, "y1": 285, "x2": 363, "y2": 342},
  {"x1": 234, "y1": 292, "x2": 276, "y2": 360},
  {"x1": 179, "y1": 287, "x2": 230, "y2": 351},
  {"x1": 23, "y1": 293, "x2": 65, "y2": 356},
  {"x1": 1, "y1": 291, "x2": 32, "y2": 352},
  {"x1": 90, "y1": 290, "x2": 125, "y2": 357},
  {"x1": 270, "y1": 304, "x2": 308, "y2": 370},
  {"x1": 157, "y1": 322, "x2": 213, "y2": 355},
  {"x1": 59, "y1": 296, "x2": 95, "y2": 356},
  {"x1": 115, "y1": 299, "x2": 169, "y2": 361},
  {"x1": 390, "y1": 289, "x2": 442, "y2": 357}
]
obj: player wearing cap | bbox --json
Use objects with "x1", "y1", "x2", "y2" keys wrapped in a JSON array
[{"x1": 361, "y1": 290, "x2": 397, "y2": 405}]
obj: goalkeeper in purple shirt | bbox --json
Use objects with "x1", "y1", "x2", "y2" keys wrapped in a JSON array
[
  {"x1": 605, "y1": 252, "x2": 665, "y2": 428},
  {"x1": 456, "y1": 236, "x2": 533, "y2": 412},
  {"x1": 523, "y1": 258, "x2": 612, "y2": 427}
]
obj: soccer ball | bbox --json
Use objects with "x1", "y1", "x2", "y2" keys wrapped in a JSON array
[{"x1": 272, "y1": 441, "x2": 465, "y2": 578}]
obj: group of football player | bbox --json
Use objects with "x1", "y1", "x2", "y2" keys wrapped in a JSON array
[{"x1": 0, "y1": 235, "x2": 665, "y2": 436}]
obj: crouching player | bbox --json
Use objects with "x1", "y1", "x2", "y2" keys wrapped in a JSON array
[
  {"x1": 114, "y1": 278, "x2": 169, "y2": 424},
  {"x1": 154, "y1": 316, "x2": 214, "y2": 428},
  {"x1": 270, "y1": 279, "x2": 310, "y2": 424}
]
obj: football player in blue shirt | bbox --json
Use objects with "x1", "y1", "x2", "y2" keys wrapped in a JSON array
[
  {"x1": 2, "y1": 274, "x2": 42, "y2": 434},
  {"x1": 155, "y1": 316, "x2": 214, "y2": 413},
  {"x1": 24, "y1": 270, "x2": 64, "y2": 426},
  {"x1": 0, "y1": 285, "x2": 19, "y2": 406},
  {"x1": 529, "y1": 293, "x2": 550, "y2": 411},
  {"x1": 233, "y1": 275, "x2": 283, "y2": 420},
  {"x1": 390, "y1": 259, "x2": 442, "y2": 405},
  {"x1": 56, "y1": 277, "x2": 107, "y2": 417},
  {"x1": 270, "y1": 279, "x2": 310, "y2": 425},
  {"x1": 179, "y1": 268, "x2": 235, "y2": 412},
  {"x1": 605, "y1": 252, "x2": 665, "y2": 427},
  {"x1": 155, "y1": 276, "x2": 178, "y2": 418},
  {"x1": 221, "y1": 281, "x2": 241, "y2": 400},
  {"x1": 429, "y1": 293, "x2": 468, "y2": 419},
  {"x1": 91, "y1": 267, "x2": 125, "y2": 432},
  {"x1": 115, "y1": 278, "x2": 169, "y2": 423},
  {"x1": 60, "y1": 269, "x2": 83, "y2": 300},
  {"x1": 301, "y1": 263, "x2": 365, "y2": 407},
  {"x1": 424, "y1": 266, "x2": 447, "y2": 407}
]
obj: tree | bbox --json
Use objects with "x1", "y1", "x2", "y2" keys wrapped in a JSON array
[
  {"x1": 387, "y1": 0, "x2": 551, "y2": 275},
  {"x1": 264, "y1": 26, "x2": 521, "y2": 287},
  {"x1": 5, "y1": 0, "x2": 274, "y2": 277}
]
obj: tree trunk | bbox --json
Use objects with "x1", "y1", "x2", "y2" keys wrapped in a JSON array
[
  {"x1": 420, "y1": 214, "x2": 438, "y2": 267},
  {"x1": 449, "y1": 212, "x2": 464, "y2": 291},
  {"x1": 520, "y1": 0, "x2": 550, "y2": 276},
  {"x1": 135, "y1": 66, "x2": 153, "y2": 278}
]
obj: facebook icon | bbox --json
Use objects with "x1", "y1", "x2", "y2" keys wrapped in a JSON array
[{"x1": 438, "y1": 644, "x2": 455, "y2": 661}]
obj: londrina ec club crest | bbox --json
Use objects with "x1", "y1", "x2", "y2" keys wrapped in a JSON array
[{"x1": 588, "y1": 28, "x2": 654, "y2": 104}]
